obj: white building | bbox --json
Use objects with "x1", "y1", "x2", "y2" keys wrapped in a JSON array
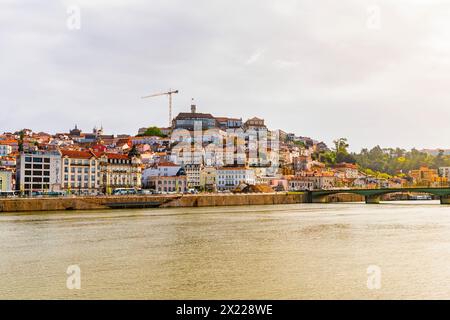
[
  {"x1": 142, "y1": 162, "x2": 182, "y2": 187},
  {"x1": 16, "y1": 151, "x2": 62, "y2": 194},
  {"x1": 217, "y1": 167, "x2": 256, "y2": 190},
  {"x1": 61, "y1": 150, "x2": 100, "y2": 195}
]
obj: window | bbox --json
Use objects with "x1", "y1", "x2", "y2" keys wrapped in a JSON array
[
  {"x1": 34, "y1": 158, "x2": 43, "y2": 163},
  {"x1": 25, "y1": 157, "x2": 32, "y2": 162},
  {"x1": 44, "y1": 158, "x2": 50, "y2": 163},
  {"x1": 25, "y1": 163, "x2": 32, "y2": 169}
]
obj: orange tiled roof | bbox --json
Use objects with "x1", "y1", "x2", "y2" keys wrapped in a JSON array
[
  {"x1": 104, "y1": 153, "x2": 130, "y2": 160},
  {"x1": 61, "y1": 149, "x2": 95, "y2": 159},
  {"x1": 158, "y1": 161, "x2": 179, "y2": 167}
]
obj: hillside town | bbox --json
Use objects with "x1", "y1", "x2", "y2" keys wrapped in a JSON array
[{"x1": 0, "y1": 102, "x2": 449, "y2": 196}]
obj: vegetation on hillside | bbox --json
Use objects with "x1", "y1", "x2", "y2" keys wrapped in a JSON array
[
  {"x1": 138, "y1": 126, "x2": 167, "y2": 137},
  {"x1": 312, "y1": 138, "x2": 450, "y2": 176}
]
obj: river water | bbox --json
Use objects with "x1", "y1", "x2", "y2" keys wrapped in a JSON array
[{"x1": 1, "y1": 201, "x2": 450, "y2": 299}]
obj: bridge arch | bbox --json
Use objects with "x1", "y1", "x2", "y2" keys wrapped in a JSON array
[{"x1": 308, "y1": 188, "x2": 450, "y2": 204}]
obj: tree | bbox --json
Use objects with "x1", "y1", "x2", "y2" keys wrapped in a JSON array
[
  {"x1": 128, "y1": 145, "x2": 140, "y2": 158},
  {"x1": 139, "y1": 126, "x2": 166, "y2": 137},
  {"x1": 18, "y1": 130, "x2": 24, "y2": 152},
  {"x1": 332, "y1": 138, "x2": 356, "y2": 164},
  {"x1": 333, "y1": 138, "x2": 349, "y2": 154}
]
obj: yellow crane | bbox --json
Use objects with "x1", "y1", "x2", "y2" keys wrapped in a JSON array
[{"x1": 141, "y1": 89, "x2": 179, "y2": 127}]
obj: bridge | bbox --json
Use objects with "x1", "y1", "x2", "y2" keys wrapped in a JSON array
[{"x1": 307, "y1": 187, "x2": 450, "y2": 204}]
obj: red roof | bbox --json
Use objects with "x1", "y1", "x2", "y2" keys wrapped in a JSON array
[
  {"x1": 158, "y1": 161, "x2": 179, "y2": 167},
  {"x1": 61, "y1": 149, "x2": 95, "y2": 159},
  {"x1": 104, "y1": 153, "x2": 130, "y2": 160}
]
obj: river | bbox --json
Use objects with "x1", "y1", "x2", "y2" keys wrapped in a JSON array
[{"x1": 1, "y1": 201, "x2": 450, "y2": 299}]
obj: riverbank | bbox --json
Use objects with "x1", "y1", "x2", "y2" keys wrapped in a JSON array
[{"x1": 0, "y1": 193, "x2": 309, "y2": 212}]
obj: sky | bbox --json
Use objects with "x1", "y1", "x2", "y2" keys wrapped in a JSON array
[{"x1": 1, "y1": 0, "x2": 450, "y2": 151}]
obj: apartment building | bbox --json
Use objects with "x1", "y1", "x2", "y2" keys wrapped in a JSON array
[
  {"x1": 61, "y1": 150, "x2": 99, "y2": 195},
  {"x1": 96, "y1": 153, "x2": 142, "y2": 193},
  {"x1": 16, "y1": 151, "x2": 62, "y2": 194},
  {"x1": 200, "y1": 166, "x2": 217, "y2": 192},
  {"x1": 150, "y1": 175, "x2": 187, "y2": 193},
  {"x1": 216, "y1": 167, "x2": 255, "y2": 190},
  {"x1": 0, "y1": 144, "x2": 12, "y2": 156},
  {"x1": 0, "y1": 169, "x2": 13, "y2": 192},
  {"x1": 185, "y1": 163, "x2": 202, "y2": 188},
  {"x1": 142, "y1": 162, "x2": 182, "y2": 188}
]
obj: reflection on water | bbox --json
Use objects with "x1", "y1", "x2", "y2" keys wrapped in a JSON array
[{"x1": 1, "y1": 201, "x2": 450, "y2": 299}]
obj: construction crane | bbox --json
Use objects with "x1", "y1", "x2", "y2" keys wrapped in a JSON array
[{"x1": 141, "y1": 89, "x2": 179, "y2": 127}]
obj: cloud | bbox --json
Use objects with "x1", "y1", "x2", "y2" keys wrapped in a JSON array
[
  {"x1": 1, "y1": 0, "x2": 450, "y2": 150},
  {"x1": 245, "y1": 49, "x2": 265, "y2": 65}
]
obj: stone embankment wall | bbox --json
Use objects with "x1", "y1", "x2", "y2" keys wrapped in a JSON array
[{"x1": 0, "y1": 193, "x2": 308, "y2": 213}]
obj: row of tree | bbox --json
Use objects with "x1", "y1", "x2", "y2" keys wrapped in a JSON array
[{"x1": 314, "y1": 138, "x2": 450, "y2": 176}]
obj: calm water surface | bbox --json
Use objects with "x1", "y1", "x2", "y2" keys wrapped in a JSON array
[{"x1": 1, "y1": 201, "x2": 450, "y2": 299}]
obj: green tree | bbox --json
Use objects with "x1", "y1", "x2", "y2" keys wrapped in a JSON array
[
  {"x1": 139, "y1": 126, "x2": 166, "y2": 137},
  {"x1": 18, "y1": 130, "x2": 24, "y2": 152},
  {"x1": 128, "y1": 145, "x2": 140, "y2": 158}
]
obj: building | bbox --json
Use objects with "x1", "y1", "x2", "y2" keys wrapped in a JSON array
[
  {"x1": 69, "y1": 125, "x2": 82, "y2": 137},
  {"x1": 0, "y1": 169, "x2": 13, "y2": 192},
  {"x1": 0, "y1": 143, "x2": 12, "y2": 156},
  {"x1": 410, "y1": 166, "x2": 447, "y2": 187},
  {"x1": 16, "y1": 151, "x2": 62, "y2": 194},
  {"x1": 439, "y1": 167, "x2": 450, "y2": 180},
  {"x1": 215, "y1": 117, "x2": 242, "y2": 130},
  {"x1": 61, "y1": 149, "x2": 99, "y2": 195},
  {"x1": 216, "y1": 167, "x2": 256, "y2": 190},
  {"x1": 243, "y1": 117, "x2": 267, "y2": 132},
  {"x1": 333, "y1": 163, "x2": 359, "y2": 179},
  {"x1": 96, "y1": 153, "x2": 142, "y2": 194},
  {"x1": 200, "y1": 167, "x2": 217, "y2": 192},
  {"x1": 142, "y1": 161, "x2": 182, "y2": 187},
  {"x1": 142, "y1": 162, "x2": 187, "y2": 192},
  {"x1": 288, "y1": 171, "x2": 336, "y2": 191},
  {"x1": 172, "y1": 103, "x2": 217, "y2": 131},
  {"x1": 150, "y1": 175, "x2": 187, "y2": 193},
  {"x1": 185, "y1": 163, "x2": 202, "y2": 188}
]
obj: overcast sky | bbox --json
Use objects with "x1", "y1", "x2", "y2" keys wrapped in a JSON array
[{"x1": 1, "y1": 0, "x2": 450, "y2": 151}]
